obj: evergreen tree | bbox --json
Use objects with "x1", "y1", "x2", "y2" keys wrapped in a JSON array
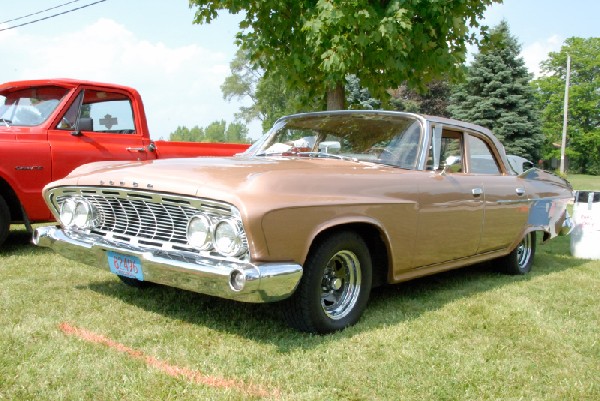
[
  {"x1": 448, "y1": 21, "x2": 543, "y2": 161},
  {"x1": 346, "y1": 75, "x2": 381, "y2": 110}
]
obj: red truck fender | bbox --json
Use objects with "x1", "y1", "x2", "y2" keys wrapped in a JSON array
[{"x1": 0, "y1": 78, "x2": 250, "y2": 247}]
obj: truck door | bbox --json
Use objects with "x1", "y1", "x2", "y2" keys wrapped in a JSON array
[{"x1": 48, "y1": 88, "x2": 156, "y2": 180}]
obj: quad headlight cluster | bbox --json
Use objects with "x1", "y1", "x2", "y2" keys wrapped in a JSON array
[
  {"x1": 58, "y1": 197, "x2": 98, "y2": 229},
  {"x1": 56, "y1": 194, "x2": 248, "y2": 259},
  {"x1": 187, "y1": 213, "x2": 248, "y2": 258}
]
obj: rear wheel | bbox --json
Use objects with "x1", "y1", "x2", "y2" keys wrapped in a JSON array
[
  {"x1": 0, "y1": 195, "x2": 10, "y2": 247},
  {"x1": 500, "y1": 231, "x2": 536, "y2": 275},
  {"x1": 283, "y1": 231, "x2": 372, "y2": 334}
]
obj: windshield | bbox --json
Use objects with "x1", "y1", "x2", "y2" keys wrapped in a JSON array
[
  {"x1": 246, "y1": 112, "x2": 424, "y2": 169},
  {"x1": 0, "y1": 86, "x2": 69, "y2": 127}
]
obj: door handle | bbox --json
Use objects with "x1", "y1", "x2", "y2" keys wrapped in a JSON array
[
  {"x1": 472, "y1": 188, "x2": 483, "y2": 197},
  {"x1": 126, "y1": 147, "x2": 146, "y2": 152},
  {"x1": 516, "y1": 188, "x2": 525, "y2": 196}
]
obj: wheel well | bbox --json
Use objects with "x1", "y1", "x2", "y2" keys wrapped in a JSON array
[
  {"x1": 309, "y1": 223, "x2": 390, "y2": 288},
  {"x1": 0, "y1": 177, "x2": 23, "y2": 222}
]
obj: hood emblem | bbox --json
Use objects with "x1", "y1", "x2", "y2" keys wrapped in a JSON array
[{"x1": 98, "y1": 180, "x2": 152, "y2": 189}]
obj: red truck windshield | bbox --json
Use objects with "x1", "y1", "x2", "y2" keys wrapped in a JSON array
[{"x1": 0, "y1": 86, "x2": 69, "y2": 127}]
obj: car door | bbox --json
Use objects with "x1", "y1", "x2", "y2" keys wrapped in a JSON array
[
  {"x1": 465, "y1": 134, "x2": 529, "y2": 253},
  {"x1": 48, "y1": 87, "x2": 155, "y2": 180},
  {"x1": 413, "y1": 130, "x2": 485, "y2": 267}
]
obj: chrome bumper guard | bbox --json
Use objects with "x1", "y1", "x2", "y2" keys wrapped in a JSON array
[
  {"x1": 559, "y1": 210, "x2": 574, "y2": 236},
  {"x1": 33, "y1": 226, "x2": 303, "y2": 303}
]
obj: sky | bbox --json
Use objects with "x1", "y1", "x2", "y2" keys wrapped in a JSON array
[{"x1": 1, "y1": 0, "x2": 598, "y2": 140}]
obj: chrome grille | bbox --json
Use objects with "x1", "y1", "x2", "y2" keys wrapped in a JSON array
[{"x1": 51, "y1": 187, "x2": 233, "y2": 251}]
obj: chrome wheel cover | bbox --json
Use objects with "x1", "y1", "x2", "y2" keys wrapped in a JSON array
[
  {"x1": 516, "y1": 233, "x2": 533, "y2": 268},
  {"x1": 320, "y1": 250, "x2": 362, "y2": 320}
]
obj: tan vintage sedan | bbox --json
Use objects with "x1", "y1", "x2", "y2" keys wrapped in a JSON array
[{"x1": 33, "y1": 111, "x2": 573, "y2": 333}]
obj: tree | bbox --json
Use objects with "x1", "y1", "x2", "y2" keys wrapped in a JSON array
[
  {"x1": 346, "y1": 74, "x2": 381, "y2": 110},
  {"x1": 221, "y1": 48, "x2": 322, "y2": 131},
  {"x1": 190, "y1": 0, "x2": 500, "y2": 110},
  {"x1": 448, "y1": 21, "x2": 543, "y2": 161},
  {"x1": 533, "y1": 37, "x2": 600, "y2": 175},
  {"x1": 168, "y1": 120, "x2": 249, "y2": 143},
  {"x1": 389, "y1": 80, "x2": 452, "y2": 117},
  {"x1": 220, "y1": 48, "x2": 262, "y2": 124},
  {"x1": 169, "y1": 125, "x2": 205, "y2": 142}
]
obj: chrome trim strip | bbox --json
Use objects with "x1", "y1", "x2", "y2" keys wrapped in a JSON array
[{"x1": 33, "y1": 226, "x2": 302, "y2": 303}]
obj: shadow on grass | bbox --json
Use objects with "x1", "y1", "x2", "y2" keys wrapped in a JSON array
[
  {"x1": 83, "y1": 235, "x2": 590, "y2": 350},
  {"x1": 0, "y1": 228, "x2": 37, "y2": 256},
  {"x1": 0, "y1": 224, "x2": 57, "y2": 256}
]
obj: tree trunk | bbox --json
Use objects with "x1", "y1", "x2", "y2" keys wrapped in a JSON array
[{"x1": 326, "y1": 81, "x2": 345, "y2": 110}]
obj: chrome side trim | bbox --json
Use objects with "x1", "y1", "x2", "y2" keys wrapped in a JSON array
[{"x1": 33, "y1": 226, "x2": 302, "y2": 303}]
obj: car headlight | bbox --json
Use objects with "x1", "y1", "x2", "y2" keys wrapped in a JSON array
[
  {"x1": 59, "y1": 198, "x2": 96, "y2": 229},
  {"x1": 59, "y1": 199, "x2": 76, "y2": 227},
  {"x1": 187, "y1": 214, "x2": 212, "y2": 250},
  {"x1": 213, "y1": 218, "x2": 247, "y2": 257}
]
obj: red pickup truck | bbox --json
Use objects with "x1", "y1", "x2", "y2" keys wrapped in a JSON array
[{"x1": 0, "y1": 78, "x2": 250, "y2": 246}]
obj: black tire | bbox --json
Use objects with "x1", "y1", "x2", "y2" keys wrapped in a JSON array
[
  {"x1": 117, "y1": 275, "x2": 151, "y2": 289},
  {"x1": 283, "y1": 231, "x2": 372, "y2": 334},
  {"x1": 0, "y1": 195, "x2": 10, "y2": 247},
  {"x1": 500, "y1": 231, "x2": 537, "y2": 275}
]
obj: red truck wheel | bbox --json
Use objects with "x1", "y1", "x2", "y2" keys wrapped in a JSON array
[{"x1": 0, "y1": 196, "x2": 9, "y2": 246}]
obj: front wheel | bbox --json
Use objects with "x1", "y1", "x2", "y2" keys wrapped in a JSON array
[
  {"x1": 0, "y1": 195, "x2": 10, "y2": 247},
  {"x1": 283, "y1": 231, "x2": 372, "y2": 334},
  {"x1": 499, "y1": 231, "x2": 537, "y2": 275}
]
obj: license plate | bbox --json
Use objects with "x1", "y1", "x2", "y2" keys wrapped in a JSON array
[{"x1": 107, "y1": 251, "x2": 144, "y2": 281}]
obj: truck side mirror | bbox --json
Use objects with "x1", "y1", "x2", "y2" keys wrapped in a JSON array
[{"x1": 72, "y1": 117, "x2": 93, "y2": 137}]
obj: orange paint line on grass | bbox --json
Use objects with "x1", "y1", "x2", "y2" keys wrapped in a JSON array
[{"x1": 59, "y1": 322, "x2": 279, "y2": 399}]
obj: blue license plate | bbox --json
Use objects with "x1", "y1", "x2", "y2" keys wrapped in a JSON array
[{"x1": 107, "y1": 251, "x2": 144, "y2": 281}]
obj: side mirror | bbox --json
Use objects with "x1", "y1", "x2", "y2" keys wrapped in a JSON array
[
  {"x1": 318, "y1": 141, "x2": 341, "y2": 154},
  {"x1": 72, "y1": 117, "x2": 93, "y2": 136}
]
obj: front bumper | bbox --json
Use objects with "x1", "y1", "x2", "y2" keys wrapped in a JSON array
[{"x1": 33, "y1": 226, "x2": 303, "y2": 303}]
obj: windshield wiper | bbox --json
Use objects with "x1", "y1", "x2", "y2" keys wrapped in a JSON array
[
  {"x1": 297, "y1": 152, "x2": 358, "y2": 162},
  {"x1": 0, "y1": 118, "x2": 11, "y2": 127},
  {"x1": 254, "y1": 151, "x2": 358, "y2": 162}
]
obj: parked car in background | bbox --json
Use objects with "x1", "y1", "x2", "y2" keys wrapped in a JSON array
[
  {"x1": 0, "y1": 78, "x2": 249, "y2": 246},
  {"x1": 34, "y1": 110, "x2": 573, "y2": 333}
]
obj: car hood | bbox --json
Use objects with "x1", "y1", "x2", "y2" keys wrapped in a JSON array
[{"x1": 51, "y1": 156, "x2": 415, "y2": 208}]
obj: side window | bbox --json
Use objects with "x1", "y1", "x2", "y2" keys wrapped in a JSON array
[
  {"x1": 467, "y1": 134, "x2": 501, "y2": 174},
  {"x1": 56, "y1": 89, "x2": 136, "y2": 134},
  {"x1": 439, "y1": 131, "x2": 463, "y2": 173},
  {"x1": 56, "y1": 91, "x2": 83, "y2": 130}
]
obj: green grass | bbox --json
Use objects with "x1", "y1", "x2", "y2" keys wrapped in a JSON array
[
  {"x1": 1, "y1": 175, "x2": 599, "y2": 400},
  {"x1": 567, "y1": 173, "x2": 600, "y2": 191}
]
